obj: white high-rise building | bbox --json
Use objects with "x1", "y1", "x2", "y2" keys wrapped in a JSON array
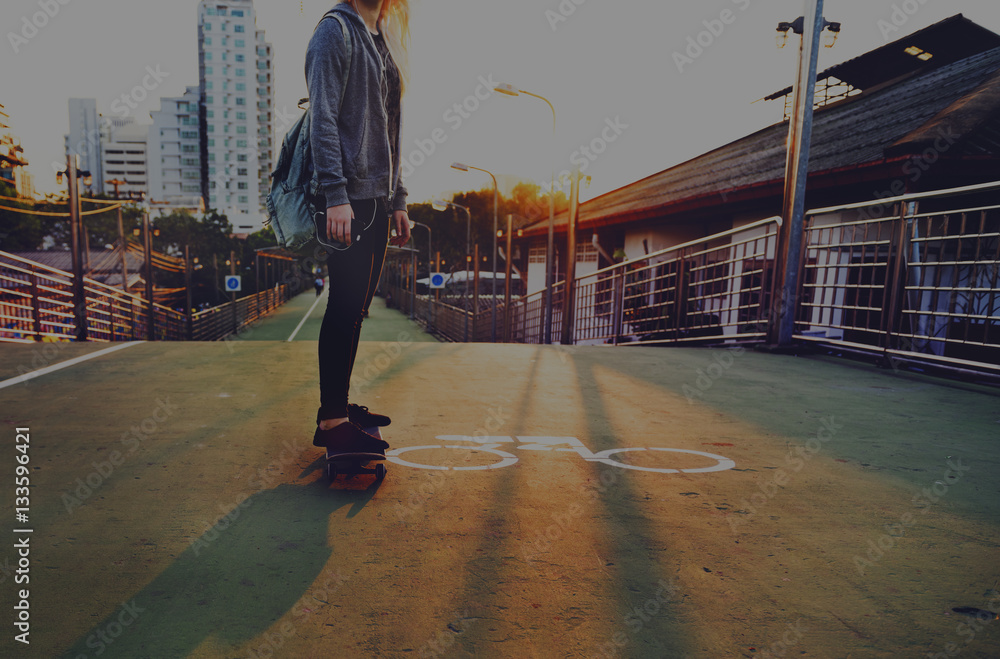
[
  {"x1": 197, "y1": 0, "x2": 273, "y2": 232},
  {"x1": 100, "y1": 119, "x2": 148, "y2": 199},
  {"x1": 147, "y1": 86, "x2": 205, "y2": 216},
  {"x1": 66, "y1": 98, "x2": 104, "y2": 195}
]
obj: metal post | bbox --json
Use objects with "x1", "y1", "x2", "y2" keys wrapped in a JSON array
[
  {"x1": 562, "y1": 171, "x2": 580, "y2": 345},
  {"x1": 116, "y1": 205, "x2": 128, "y2": 292},
  {"x1": 67, "y1": 155, "x2": 88, "y2": 341},
  {"x1": 770, "y1": 0, "x2": 825, "y2": 346},
  {"x1": 230, "y1": 250, "x2": 237, "y2": 335},
  {"x1": 473, "y1": 244, "x2": 480, "y2": 342},
  {"x1": 504, "y1": 214, "x2": 513, "y2": 343},
  {"x1": 143, "y1": 211, "x2": 154, "y2": 341},
  {"x1": 491, "y1": 182, "x2": 498, "y2": 342},
  {"x1": 185, "y1": 244, "x2": 194, "y2": 340},
  {"x1": 410, "y1": 251, "x2": 416, "y2": 320}
]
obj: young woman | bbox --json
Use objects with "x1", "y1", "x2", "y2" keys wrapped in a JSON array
[{"x1": 306, "y1": 0, "x2": 411, "y2": 452}]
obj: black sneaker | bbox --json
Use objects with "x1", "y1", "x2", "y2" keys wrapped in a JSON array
[
  {"x1": 348, "y1": 404, "x2": 391, "y2": 427},
  {"x1": 313, "y1": 421, "x2": 390, "y2": 453}
]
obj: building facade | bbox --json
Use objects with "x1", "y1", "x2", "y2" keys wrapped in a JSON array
[
  {"x1": 66, "y1": 98, "x2": 104, "y2": 195},
  {"x1": 197, "y1": 0, "x2": 273, "y2": 232},
  {"x1": 147, "y1": 86, "x2": 205, "y2": 216},
  {"x1": 100, "y1": 119, "x2": 148, "y2": 199}
]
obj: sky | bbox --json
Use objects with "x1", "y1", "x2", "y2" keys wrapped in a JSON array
[{"x1": 3, "y1": 0, "x2": 1000, "y2": 208}]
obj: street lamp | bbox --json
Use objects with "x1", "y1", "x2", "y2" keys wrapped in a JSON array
[
  {"x1": 494, "y1": 82, "x2": 556, "y2": 344},
  {"x1": 769, "y1": 1, "x2": 840, "y2": 347},
  {"x1": 432, "y1": 199, "x2": 472, "y2": 341},
  {"x1": 451, "y1": 161, "x2": 499, "y2": 342},
  {"x1": 55, "y1": 156, "x2": 93, "y2": 341}
]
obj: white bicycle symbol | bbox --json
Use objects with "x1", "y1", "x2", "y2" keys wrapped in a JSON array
[{"x1": 386, "y1": 436, "x2": 735, "y2": 474}]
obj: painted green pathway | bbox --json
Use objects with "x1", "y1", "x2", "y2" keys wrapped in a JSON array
[
  {"x1": 0, "y1": 340, "x2": 997, "y2": 658},
  {"x1": 240, "y1": 289, "x2": 438, "y2": 342}
]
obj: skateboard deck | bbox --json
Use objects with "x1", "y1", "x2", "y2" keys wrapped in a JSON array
[{"x1": 325, "y1": 427, "x2": 387, "y2": 480}]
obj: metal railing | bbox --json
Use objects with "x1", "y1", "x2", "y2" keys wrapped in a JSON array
[
  {"x1": 0, "y1": 250, "x2": 293, "y2": 343},
  {"x1": 796, "y1": 181, "x2": 1000, "y2": 372},
  {"x1": 380, "y1": 182, "x2": 998, "y2": 375}
]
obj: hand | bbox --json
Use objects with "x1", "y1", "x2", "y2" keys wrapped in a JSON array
[
  {"x1": 390, "y1": 210, "x2": 411, "y2": 247},
  {"x1": 326, "y1": 203, "x2": 354, "y2": 245}
]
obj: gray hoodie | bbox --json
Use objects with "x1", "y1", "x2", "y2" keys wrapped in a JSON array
[{"x1": 305, "y1": 3, "x2": 407, "y2": 212}]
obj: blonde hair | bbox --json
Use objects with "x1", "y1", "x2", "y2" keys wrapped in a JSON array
[{"x1": 342, "y1": 0, "x2": 411, "y2": 95}]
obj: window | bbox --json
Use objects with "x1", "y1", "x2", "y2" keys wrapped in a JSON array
[
  {"x1": 206, "y1": 96, "x2": 213, "y2": 104},
  {"x1": 182, "y1": 145, "x2": 198, "y2": 153},
  {"x1": 237, "y1": 168, "x2": 248, "y2": 176},
  {"x1": 236, "y1": 111, "x2": 246, "y2": 120},
  {"x1": 232, "y1": 9, "x2": 244, "y2": 17},
  {"x1": 236, "y1": 68, "x2": 245, "y2": 77},
  {"x1": 203, "y1": 22, "x2": 212, "y2": 30},
  {"x1": 204, "y1": 51, "x2": 212, "y2": 60},
  {"x1": 235, "y1": 24, "x2": 245, "y2": 33},
  {"x1": 204, "y1": 37, "x2": 212, "y2": 45},
  {"x1": 236, "y1": 126, "x2": 247, "y2": 134},
  {"x1": 239, "y1": 195, "x2": 249, "y2": 203},
  {"x1": 235, "y1": 39, "x2": 245, "y2": 47},
  {"x1": 237, "y1": 154, "x2": 247, "y2": 162},
  {"x1": 237, "y1": 139, "x2": 248, "y2": 148},
  {"x1": 206, "y1": 110, "x2": 214, "y2": 118},
  {"x1": 238, "y1": 182, "x2": 248, "y2": 190},
  {"x1": 181, "y1": 131, "x2": 198, "y2": 139},
  {"x1": 236, "y1": 97, "x2": 246, "y2": 105},
  {"x1": 235, "y1": 54, "x2": 244, "y2": 63},
  {"x1": 206, "y1": 7, "x2": 216, "y2": 15},
  {"x1": 217, "y1": 7, "x2": 227, "y2": 16},
  {"x1": 206, "y1": 81, "x2": 213, "y2": 90},
  {"x1": 236, "y1": 83, "x2": 246, "y2": 91},
  {"x1": 208, "y1": 139, "x2": 215, "y2": 147},
  {"x1": 205, "y1": 66, "x2": 213, "y2": 75}
]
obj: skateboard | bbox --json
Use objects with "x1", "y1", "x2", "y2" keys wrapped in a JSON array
[{"x1": 325, "y1": 427, "x2": 387, "y2": 480}]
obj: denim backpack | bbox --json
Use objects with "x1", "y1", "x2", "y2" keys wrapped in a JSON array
[{"x1": 264, "y1": 12, "x2": 349, "y2": 248}]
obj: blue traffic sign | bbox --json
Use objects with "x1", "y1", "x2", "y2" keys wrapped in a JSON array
[{"x1": 225, "y1": 276, "x2": 242, "y2": 292}]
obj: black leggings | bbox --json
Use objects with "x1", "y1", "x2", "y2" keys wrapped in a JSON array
[{"x1": 317, "y1": 197, "x2": 391, "y2": 422}]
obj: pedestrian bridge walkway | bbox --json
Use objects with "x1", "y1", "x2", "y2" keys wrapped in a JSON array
[{"x1": 0, "y1": 321, "x2": 997, "y2": 657}]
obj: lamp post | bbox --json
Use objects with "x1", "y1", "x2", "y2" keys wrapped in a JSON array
[
  {"x1": 432, "y1": 199, "x2": 471, "y2": 341},
  {"x1": 769, "y1": 2, "x2": 840, "y2": 347},
  {"x1": 451, "y1": 162, "x2": 499, "y2": 342},
  {"x1": 56, "y1": 155, "x2": 92, "y2": 341},
  {"x1": 495, "y1": 82, "x2": 556, "y2": 344}
]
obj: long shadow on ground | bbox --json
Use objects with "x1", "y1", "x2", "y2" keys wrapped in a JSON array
[{"x1": 59, "y1": 465, "x2": 374, "y2": 658}]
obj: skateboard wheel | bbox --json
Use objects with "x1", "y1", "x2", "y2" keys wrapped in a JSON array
[{"x1": 375, "y1": 463, "x2": 386, "y2": 480}]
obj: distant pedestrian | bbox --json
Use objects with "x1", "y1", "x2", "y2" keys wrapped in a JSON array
[
  {"x1": 314, "y1": 276, "x2": 324, "y2": 296},
  {"x1": 307, "y1": 0, "x2": 412, "y2": 453}
]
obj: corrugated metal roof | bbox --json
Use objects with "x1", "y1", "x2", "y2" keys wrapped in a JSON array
[{"x1": 523, "y1": 44, "x2": 1000, "y2": 235}]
